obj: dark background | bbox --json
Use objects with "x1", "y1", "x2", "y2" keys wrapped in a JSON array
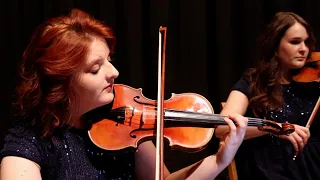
[{"x1": 1, "y1": 0, "x2": 320, "y2": 173}]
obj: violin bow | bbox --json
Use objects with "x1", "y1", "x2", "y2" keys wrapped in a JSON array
[
  {"x1": 293, "y1": 96, "x2": 320, "y2": 160},
  {"x1": 305, "y1": 96, "x2": 320, "y2": 129},
  {"x1": 155, "y1": 26, "x2": 167, "y2": 180}
]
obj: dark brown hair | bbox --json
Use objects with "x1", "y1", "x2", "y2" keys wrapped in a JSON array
[
  {"x1": 247, "y1": 12, "x2": 316, "y2": 117},
  {"x1": 14, "y1": 8, "x2": 116, "y2": 137}
]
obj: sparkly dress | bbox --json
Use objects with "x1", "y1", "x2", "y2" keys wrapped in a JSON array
[
  {"x1": 0, "y1": 123, "x2": 135, "y2": 180},
  {"x1": 232, "y1": 76, "x2": 320, "y2": 180}
]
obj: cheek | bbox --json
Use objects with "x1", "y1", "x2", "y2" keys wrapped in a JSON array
[
  {"x1": 74, "y1": 77, "x2": 102, "y2": 98},
  {"x1": 279, "y1": 45, "x2": 295, "y2": 60},
  {"x1": 80, "y1": 80, "x2": 101, "y2": 96},
  {"x1": 287, "y1": 44, "x2": 299, "y2": 54},
  {"x1": 280, "y1": 44, "x2": 290, "y2": 54}
]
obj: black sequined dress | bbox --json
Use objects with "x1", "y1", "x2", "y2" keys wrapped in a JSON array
[
  {"x1": 1, "y1": 124, "x2": 135, "y2": 180},
  {"x1": 232, "y1": 76, "x2": 320, "y2": 180}
]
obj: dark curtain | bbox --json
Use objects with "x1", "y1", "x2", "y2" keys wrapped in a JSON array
[{"x1": 1, "y1": 0, "x2": 320, "y2": 173}]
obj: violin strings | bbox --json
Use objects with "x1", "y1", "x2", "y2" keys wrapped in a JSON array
[
  {"x1": 113, "y1": 115, "x2": 264, "y2": 127},
  {"x1": 141, "y1": 109, "x2": 265, "y2": 123},
  {"x1": 141, "y1": 106, "x2": 264, "y2": 120},
  {"x1": 111, "y1": 106, "x2": 266, "y2": 127},
  {"x1": 117, "y1": 118, "x2": 264, "y2": 126}
]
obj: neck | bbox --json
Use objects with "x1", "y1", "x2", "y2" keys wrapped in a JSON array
[
  {"x1": 64, "y1": 111, "x2": 85, "y2": 129},
  {"x1": 279, "y1": 66, "x2": 292, "y2": 84}
]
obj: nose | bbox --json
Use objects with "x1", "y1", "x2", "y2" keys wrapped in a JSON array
[
  {"x1": 299, "y1": 42, "x2": 308, "y2": 55},
  {"x1": 105, "y1": 62, "x2": 119, "y2": 80}
]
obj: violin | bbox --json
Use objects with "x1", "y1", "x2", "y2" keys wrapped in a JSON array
[
  {"x1": 293, "y1": 52, "x2": 320, "y2": 83},
  {"x1": 88, "y1": 84, "x2": 295, "y2": 152}
]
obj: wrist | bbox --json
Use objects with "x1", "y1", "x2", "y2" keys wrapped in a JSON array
[
  {"x1": 183, "y1": 155, "x2": 225, "y2": 180},
  {"x1": 212, "y1": 154, "x2": 228, "y2": 171}
]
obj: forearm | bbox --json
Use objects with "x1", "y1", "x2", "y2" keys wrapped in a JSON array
[
  {"x1": 165, "y1": 155, "x2": 225, "y2": 180},
  {"x1": 215, "y1": 126, "x2": 268, "y2": 140}
]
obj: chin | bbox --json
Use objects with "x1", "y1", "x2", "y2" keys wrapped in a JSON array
[
  {"x1": 291, "y1": 62, "x2": 306, "y2": 69},
  {"x1": 100, "y1": 94, "x2": 115, "y2": 105},
  {"x1": 85, "y1": 94, "x2": 115, "y2": 112}
]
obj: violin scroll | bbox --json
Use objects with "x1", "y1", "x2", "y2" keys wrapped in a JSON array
[
  {"x1": 258, "y1": 120, "x2": 295, "y2": 135},
  {"x1": 281, "y1": 121, "x2": 296, "y2": 135}
]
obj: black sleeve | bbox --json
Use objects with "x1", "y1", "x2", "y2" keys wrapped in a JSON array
[
  {"x1": 231, "y1": 76, "x2": 251, "y2": 98},
  {"x1": 0, "y1": 125, "x2": 45, "y2": 167}
]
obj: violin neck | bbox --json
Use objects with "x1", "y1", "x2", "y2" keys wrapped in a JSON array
[
  {"x1": 106, "y1": 106, "x2": 264, "y2": 127},
  {"x1": 164, "y1": 109, "x2": 263, "y2": 127}
]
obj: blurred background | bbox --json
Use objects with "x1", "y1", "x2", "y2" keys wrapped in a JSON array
[{"x1": 1, "y1": 0, "x2": 320, "y2": 174}]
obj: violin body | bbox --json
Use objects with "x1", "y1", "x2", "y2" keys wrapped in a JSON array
[
  {"x1": 293, "y1": 52, "x2": 320, "y2": 83},
  {"x1": 88, "y1": 84, "x2": 215, "y2": 152}
]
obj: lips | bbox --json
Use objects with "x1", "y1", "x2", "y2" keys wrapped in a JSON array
[
  {"x1": 103, "y1": 83, "x2": 113, "y2": 92},
  {"x1": 296, "y1": 57, "x2": 306, "y2": 60}
]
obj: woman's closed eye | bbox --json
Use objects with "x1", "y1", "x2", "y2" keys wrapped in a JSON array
[
  {"x1": 290, "y1": 40, "x2": 301, "y2": 45},
  {"x1": 91, "y1": 65, "x2": 101, "y2": 74}
]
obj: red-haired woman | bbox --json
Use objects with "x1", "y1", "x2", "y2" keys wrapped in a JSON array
[
  {"x1": 0, "y1": 8, "x2": 248, "y2": 180},
  {"x1": 216, "y1": 12, "x2": 320, "y2": 180}
]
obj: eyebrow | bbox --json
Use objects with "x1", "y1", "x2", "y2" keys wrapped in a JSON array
[{"x1": 288, "y1": 36, "x2": 308, "y2": 40}]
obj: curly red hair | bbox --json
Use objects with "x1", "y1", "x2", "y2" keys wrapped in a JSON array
[{"x1": 14, "y1": 8, "x2": 116, "y2": 137}]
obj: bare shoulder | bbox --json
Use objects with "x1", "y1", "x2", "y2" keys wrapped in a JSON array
[{"x1": 1, "y1": 156, "x2": 41, "y2": 180}]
